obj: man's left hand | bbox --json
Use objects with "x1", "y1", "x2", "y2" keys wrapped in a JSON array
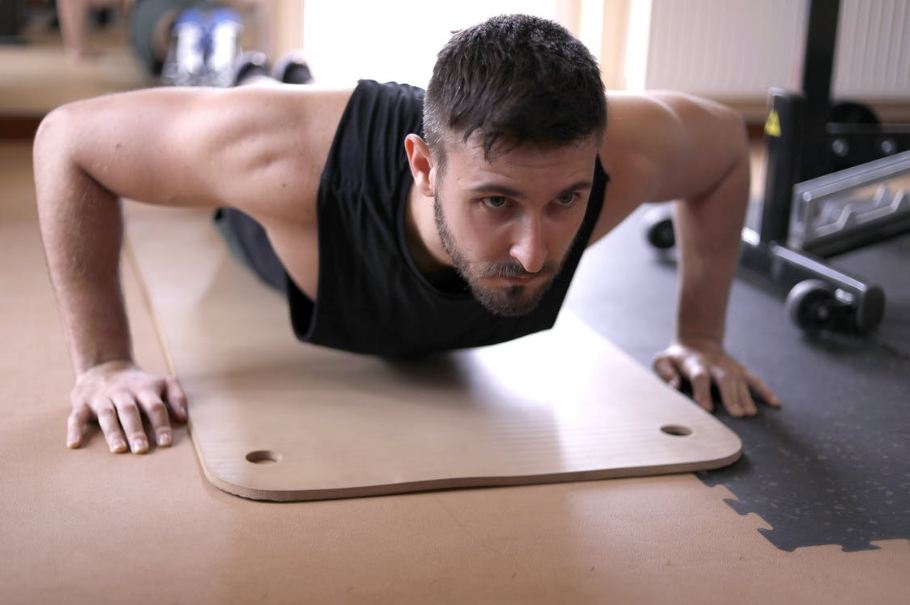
[{"x1": 652, "y1": 339, "x2": 781, "y2": 417}]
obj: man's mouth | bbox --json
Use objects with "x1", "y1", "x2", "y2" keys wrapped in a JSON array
[{"x1": 501, "y1": 274, "x2": 538, "y2": 283}]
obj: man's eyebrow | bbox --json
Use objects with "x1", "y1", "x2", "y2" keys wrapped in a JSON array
[
  {"x1": 558, "y1": 180, "x2": 594, "y2": 195},
  {"x1": 468, "y1": 180, "x2": 593, "y2": 197}
]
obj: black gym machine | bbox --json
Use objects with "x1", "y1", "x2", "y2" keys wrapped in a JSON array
[{"x1": 645, "y1": 0, "x2": 910, "y2": 334}]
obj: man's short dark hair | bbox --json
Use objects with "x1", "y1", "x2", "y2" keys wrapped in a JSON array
[{"x1": 424, "y1": 14, "x2": 607, "y2": 164}]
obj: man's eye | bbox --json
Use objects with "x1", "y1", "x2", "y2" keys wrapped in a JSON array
[
  {"x1": 555, "y1": 192, "x2": 579, "y2": 207},
  {"x1": 482, "y1": 196, "x2": 508, "y2": 209}
]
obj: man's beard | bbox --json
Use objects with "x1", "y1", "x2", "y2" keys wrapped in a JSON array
[{"x1": 433, "y1": 195, "x2": 564, "y2": 317}]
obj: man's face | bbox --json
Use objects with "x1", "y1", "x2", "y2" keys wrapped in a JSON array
[{"x1": 431, "y1": 136, "x2": 599, "y2": 316}]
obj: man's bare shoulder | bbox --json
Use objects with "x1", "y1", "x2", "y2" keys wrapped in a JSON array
[
  {"x1": 202, "y1": 85, "x2": 355, "y2": 226},
  {"x1": 49, "y1": 84, "x2": 356, "y2": 229},
  {"x1": 590, "y1": 90, "x2": 742, "y2": 242},
  {"x1": 590, "y1": 91, "x2": 681, "y2": 241},
  {"x1": 599, "y1": 91, "x2": 688, "y2": 171}
]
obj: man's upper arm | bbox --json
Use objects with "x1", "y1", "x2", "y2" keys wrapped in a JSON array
[{"x1": 45, "y1": 85, "x2": 348, "y2": 223}]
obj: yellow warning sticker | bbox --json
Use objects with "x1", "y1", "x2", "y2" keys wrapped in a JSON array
[{"x1": 765, "y1": 109, "x2": 781, "y2": 137}]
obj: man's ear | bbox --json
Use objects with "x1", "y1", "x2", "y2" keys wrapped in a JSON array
[{"x1": 404, "y1": 134, "x2": 437, "y2": 197}]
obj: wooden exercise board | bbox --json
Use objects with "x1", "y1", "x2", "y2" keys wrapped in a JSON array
[{"x1": 124, "y1": 204, "x2": 742, "y2": 502}]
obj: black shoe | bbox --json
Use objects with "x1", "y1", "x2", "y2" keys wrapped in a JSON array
[
  {"x1": 231, "y1": 50, "x2": 271, "y2": 87},
  {"x1": 272, "y1": 51, "x2": 313, "y2": 84}
]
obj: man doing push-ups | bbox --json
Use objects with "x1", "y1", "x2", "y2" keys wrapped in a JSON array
[{"x1": 34, "y1": 14, "x2": 779, "y2": 455}]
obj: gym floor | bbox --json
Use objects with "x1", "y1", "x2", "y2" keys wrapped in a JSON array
[
  {"x1": 1, "y1": 16, "x2": 908, "y2": 605},
  {"x1": 568, "y1": 196, "x2": 910, "y2": 554}
]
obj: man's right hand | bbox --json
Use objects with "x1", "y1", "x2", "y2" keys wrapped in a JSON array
[{"x1": 67, "y1": 360, "x2": 188, "y2": 454}]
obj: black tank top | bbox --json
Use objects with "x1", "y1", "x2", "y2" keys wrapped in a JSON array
[{"x1": 287, "y1": 80, "x2": 609, "y2": 357}]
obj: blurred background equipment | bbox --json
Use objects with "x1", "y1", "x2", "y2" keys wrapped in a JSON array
[
  {"x1": 160, "y1": 6, "x2": 244, "y2": 87},
  {"x1": 644, "y1": 0, "x2": 910, "y2": 335}
]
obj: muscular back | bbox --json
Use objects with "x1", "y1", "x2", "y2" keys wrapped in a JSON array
[{"x1": 44, "y1": 84, "x2": 353, "y2": 297}]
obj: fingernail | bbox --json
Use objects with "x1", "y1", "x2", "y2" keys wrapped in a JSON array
[
  {"x1": 110, "y1": 440, "x2": 125, "y2": 453},
  {"x1": 132, "y1": 439, "x2": 147, "y2": 452},
  {"x1": 157, "y1": 432, "x2": 172, "y2": 447}
]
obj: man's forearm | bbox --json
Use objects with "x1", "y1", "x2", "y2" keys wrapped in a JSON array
[
  {"x1": 33, "y1": 110, "x2": 134, "y2": 376},
  {"x1": 673, "y1": 140, "x2": 750, "y2": 345}
]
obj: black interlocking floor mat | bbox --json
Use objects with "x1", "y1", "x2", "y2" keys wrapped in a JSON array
[{"x1": 568, "y1": 205, "x2": 910, "y2": 552}]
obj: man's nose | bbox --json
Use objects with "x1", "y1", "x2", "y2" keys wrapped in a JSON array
[{"x1": 509, "y1": 216, "x2": 547, "y2": 274}]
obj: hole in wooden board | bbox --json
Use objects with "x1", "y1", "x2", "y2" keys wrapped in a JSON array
[
  {"x1": 660, "y1": 424, "x2": 693, "y2": 437},
  {"x1": 246, "y1": 450, "x2": 282, "y2": 464}
]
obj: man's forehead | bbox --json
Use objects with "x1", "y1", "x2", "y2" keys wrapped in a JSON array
[{"x1": 445, "y1": 131, "x2": 600, "y2": 166}]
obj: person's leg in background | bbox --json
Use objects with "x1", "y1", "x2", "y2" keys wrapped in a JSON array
[{"x1": 58, "y1": 0, "x2": 128, "y2": 62}]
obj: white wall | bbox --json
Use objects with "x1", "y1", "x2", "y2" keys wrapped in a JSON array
[
  {"x1": 302, "y1": 0, "x2": 562, "y2": 89},
  {"x1": 835, "y1": 0, "x2": 910, "y2": 98},
  {"x1": 641, "y1": 0, "x2": 805, "y2": 96},
  {"x1": 636, "y1": 0, "x2": 910, "y2": 100}
]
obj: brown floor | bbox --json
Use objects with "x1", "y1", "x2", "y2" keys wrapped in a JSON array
[
  {"x1": 3, "y1": 138, "x2": 908, "y2": 604},
  {"x1": 2, "y1": 16, "x2": 906, "y2": 601}
]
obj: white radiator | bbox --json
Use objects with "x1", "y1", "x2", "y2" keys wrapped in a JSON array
[{"x1": 635, "y1": 0, "x2": 910, "y2": 100}]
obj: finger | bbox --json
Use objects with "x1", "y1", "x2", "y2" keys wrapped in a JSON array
[
  {"x1": 745, "y1": 371, "x2": 781, "y2": 407},
  {"x1": 164, "y1": 377, "x2": 188, "y2": 422},
  {"x1": 738, "y1": 379, "x2": 758, "y2": 416},
  {"x1": 111, "y1": 394, "x2": 148, "y2": 454},
  {"x1": 137, "y1": 390, "x2": 173, "y2": 447},
  {"x1": 713, "y1": 372, "x2": 744, "y2": 418},
  {"x1": 684, "y1": 364, "x2": 714, "y2": 413},
  {"x1": 66, "y1": 405, "x2": 92, "y2": 449},
  {"x1": 94, "y1": 398, "x2": 128, "y2": 453},
  {"x1": 652, "y1": 357, "x2": 681, "y2": 389}
]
